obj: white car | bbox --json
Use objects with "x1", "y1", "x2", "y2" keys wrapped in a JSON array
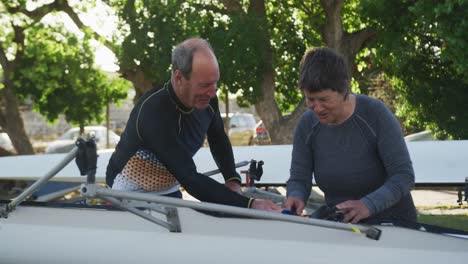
[
  {"x1": 404, "y1": 130, "x2": 436, "y2": 142},
  {"x1": 45, "y1": 126, "x2": 120, "y2": 154},
  {"x1": 0, "y1": 132, "x2": 15, "y2": 153},
  {"x1": 221, "y1": 113, "x2": 257, "y2": 146}
]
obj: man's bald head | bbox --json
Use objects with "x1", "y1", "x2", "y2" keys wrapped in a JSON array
[
  {"x1": 172, "y1": 38, "x2": 216, "y2": 79},
  {"x1": 171, "y1": 38, "x2": 219, "y2": 110}
]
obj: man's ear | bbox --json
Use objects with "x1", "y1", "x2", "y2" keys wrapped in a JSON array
[{"x1": 174, "y1": 70, "x2": 183, "y2": 85}]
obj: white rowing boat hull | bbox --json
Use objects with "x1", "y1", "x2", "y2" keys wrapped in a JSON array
[
  {"x1": 1, "y1": 205, "x2": 467, "y2": 264},
  {"x1": 2, "y1": 141, "x2": 468, "y2": 186}
]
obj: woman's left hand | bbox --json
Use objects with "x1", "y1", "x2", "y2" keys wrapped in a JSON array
[{"x1": 335, "y1": 200, "x2": 370, "y2": 224}]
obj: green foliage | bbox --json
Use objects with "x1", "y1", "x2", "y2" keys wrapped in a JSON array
[
  {"x1": 111, "y1": 0, "x2": 207, "y2": 82},
  {"x1": 109, "y1": 0, "x2": 310, "y2": 111},
  {"x1": 268, "y1": 0, "x2": 373, "y2": 112},
  {"x1": 209, "y1": 13, "x2": 266, "y2": 107},
  {"x1": 362, "y1": 0, "x2": 468, "y2": 139},
  {"x1": 109, "y1": 0, "x2": 266, "y2": 106},
  {"x1": 410, "y1": 0, "x2": 468, "y2": 80},
  {"x1": 14, "y1": 23, "x2": 128, "y2": 128},
  {"x1": 108, "y1": 0, "x2": 468, "y2": 137},
  {"x1": 267, "y1": 0, "x2": 308, "y2": 112}
]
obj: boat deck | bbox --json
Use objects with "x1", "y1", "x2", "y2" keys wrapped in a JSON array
[{"x1": 1, "y1": 203, "x2": 467, "y2": 264}]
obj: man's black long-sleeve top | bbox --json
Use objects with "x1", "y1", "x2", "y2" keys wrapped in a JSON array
[{"x1": 106, "y1": 81, "x2": 252, "y2": 208}]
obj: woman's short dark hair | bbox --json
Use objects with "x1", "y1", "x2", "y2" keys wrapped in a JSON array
[
  {"x1": 172, "y1": 38, "x2": 214, "y2": 79},
  {"x1": 299, "y1": 47, "x2": 350, "y2": 95}
]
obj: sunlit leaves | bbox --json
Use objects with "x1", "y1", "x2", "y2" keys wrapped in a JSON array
[
  {"x1": 113, "y1": 0, "x2": 206, "y2": 81},
  {"x1": 14, "y1": 23, "x2": 128, "y2": 127}
]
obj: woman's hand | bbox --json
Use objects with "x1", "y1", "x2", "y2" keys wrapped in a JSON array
[
  {"x1": 283, "y1": 196, "x2": 305, "y2": 215},
  {"x1": 335, "y1": 200, "x2": 370, "y2": 224}
]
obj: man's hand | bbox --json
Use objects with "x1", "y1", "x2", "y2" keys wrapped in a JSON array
[
  {"x1": 251, "y1": 199, "x2": 282, "y2": 212},
  {"x1": 335, "y1": 200, "x2": 370, "y2": 224},
  {"x1": 283, "y1": 196, "x2": 305, "y2": 215},
  {"x1": 225, "y1": 181, "x2": 242, "y2": 194}
]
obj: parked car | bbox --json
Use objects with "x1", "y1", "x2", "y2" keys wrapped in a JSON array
[
  {"x1": 221, "y1": 113, "x2": 257, "y2": 146},
  {"x1": 253, "y1": 120, "x2": 271, "y2": 145},
  {"x1": 45, "y1": 126, "x2": 120, "y2": 153},
  {"x1": 405, "y1": 130, "x2": 436, "y2": 142},
  {"x1": 0, "y1": 132, "x2": 15, "y2": 153}
]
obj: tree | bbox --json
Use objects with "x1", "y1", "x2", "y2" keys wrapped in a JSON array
[
  {"x1": 193, "y1": 0, "x2": 377, "y2": 143},
  {"x1": 72, "y1": 0, "x2": 467, "y2": 143},
  {"x1": 96, "y1": 0, "x2": 379, "y2": 144},
  {"x1": 0, "y1": 0, "x2": 128, "y2": 154},
  {"x1": 16, "y1": 23, "x2": 128, "y2": 131},
  {"x1": 0, "y1": 0, "x2": 35, "y2": 154},
  {"x1": 362, "y1": 0, "x2": 468, "y2": 139},
  {"x1": 101, "y1": 0, "x2": 305, "y2": 143}
]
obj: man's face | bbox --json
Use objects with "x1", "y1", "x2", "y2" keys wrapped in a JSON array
[
  {"x1": 175, "y1": 50, "x2": 219, "y2": 109},
  {"x1": 303, "y1": 89, "x2": 346, "y2": 125}
]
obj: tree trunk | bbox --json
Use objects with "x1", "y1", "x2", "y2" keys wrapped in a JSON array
[
  {"x1": 246, "y1": 0, "x2": 304, "y2": 144},
  {"x1": 215, "y1": 0, "x2": 304, "y2": 145},
  {"x1": 0, "y1": 79, "x2": 34, "y2": 154},
  {"x1": 320, "y1": 0, "x2": 376, "y2": 94},
  {"x1": 0, "y1": 147, "x2": 14, "y2": 157},
  {"x1": 121, "y1": 66, "x2": 154, "y2": 103},
  {"x1": 249, "y1": 0, "x2": 377, "y2": 144}
]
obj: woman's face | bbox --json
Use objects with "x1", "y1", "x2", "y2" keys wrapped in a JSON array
[{"x1": 303, "y1": 89, "x2": 347, "y2": 125}]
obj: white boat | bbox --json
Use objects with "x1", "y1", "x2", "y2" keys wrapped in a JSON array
[
  {"x1": 1, "y1": 200, "x2": 467, "y2": 264},
  {"x1": 1, "y1": 141, "x2": 468, "y2": 187},
  {"x1": 1, "y1": 139, "x2": 467, "y2": 263}
]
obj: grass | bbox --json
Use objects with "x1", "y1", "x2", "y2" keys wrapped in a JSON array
[
  {"x1": 418, "y1": 214, "x2": 468, "y2": 231},
  {"x1": 417, "y1": 205, "x2": 468, "y2": 211},
  {"x1": 417, "y1": 204, "x2": 468, "y2": 231}
]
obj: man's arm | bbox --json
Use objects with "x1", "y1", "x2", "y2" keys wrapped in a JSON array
[
  {"x1": 206, "y1": 98, "x2": 242, "y2": 185},
  {"x1": 145, "y1": 116, "x2": 280, "y2": 211},
  {"x1": 139, "y1": 105, "x2": 251, "y2": 208},
  {"x1": 200, "y1": 99, "x2": 281, "y2": 211}
]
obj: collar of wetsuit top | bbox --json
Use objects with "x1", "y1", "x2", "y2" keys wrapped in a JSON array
[{"x1": 166, "y1": 80, "x2": 194, "y2": 114}]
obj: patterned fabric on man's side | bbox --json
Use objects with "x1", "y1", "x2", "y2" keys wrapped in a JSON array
[{"x1": 120, "y1": 149, "x2": 178, "y2": 192}]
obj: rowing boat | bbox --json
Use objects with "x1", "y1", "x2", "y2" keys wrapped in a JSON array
[
  {"x1": 1, "y1": 200, "x2": 467, "y2": 264},
  {"x1": 1, "y1": 139, "x2": 467, "y2": 263}
]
